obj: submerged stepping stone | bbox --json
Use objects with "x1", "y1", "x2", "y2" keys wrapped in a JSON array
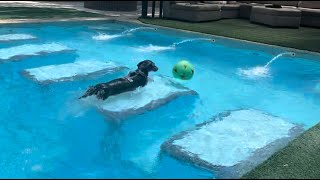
[
  {"x1": 89, "y1": 75, "x2": 198, "y2": 119},
  {"x1": 161, "y1": 109, "x2": 304, "y2": 179},
  {"x1": 0, "y1": 43, "x2": 73, "y2": 61},
  {"x1": 0, "y1": 34, "x2": 36, "y2": 42},
  {"x1": 23, "y1": 61, "x2": 128, "y2": 84}
]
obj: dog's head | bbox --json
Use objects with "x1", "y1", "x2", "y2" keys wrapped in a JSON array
[{"x1": 137, "y1": 60, "x2": 158, "y2": 72}]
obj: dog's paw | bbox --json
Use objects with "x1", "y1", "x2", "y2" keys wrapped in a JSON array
[{"x1": 96, "y1": 90, "x2": 107, "y2": 100}]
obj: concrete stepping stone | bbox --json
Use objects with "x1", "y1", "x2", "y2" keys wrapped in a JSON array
[
  {"x1": 23, "y1": 60, "x2": 128, "y2": 84},
  {"x1": 0, "y1": 34, "x2": 36, "y2": 42},
  {"x1": 85, "y1": 75, "x2": 198, "y2": 119},
  {"x1": 161, "y1": 109, "x2": 304, "y2": 179},
  {"x1": 0, "y1": 43, "x2": 73, "y2": 61}
]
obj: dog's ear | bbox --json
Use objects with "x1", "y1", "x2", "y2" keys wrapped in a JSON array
[
  {"x1": 137, "y1": 61, "x2": 144, "y2": 68},
  {"x1": 137, "y1": 60, "x2": 150, "y2": 68}
]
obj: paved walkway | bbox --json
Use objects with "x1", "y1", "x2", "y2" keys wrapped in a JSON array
[{"x1": 0, "y1": 1, "x2": 160, "y2": 23}]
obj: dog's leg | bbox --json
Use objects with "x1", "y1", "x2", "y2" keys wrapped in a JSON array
[
  {"x1": 96, "y1": 89, "x2": 110, "y2": 100},
  {"x1": 79, "y1": 86, "x2": 99, "y2": 99}
]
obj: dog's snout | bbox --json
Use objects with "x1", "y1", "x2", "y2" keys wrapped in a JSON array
[{"x1": 153, "y1": 66, "x2": 158, "y2": 71}]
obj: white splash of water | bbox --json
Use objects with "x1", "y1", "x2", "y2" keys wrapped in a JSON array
[
  {"x1": 264, "y1": 52, "x2": 295, "y2": 67},
  {"x1": 172, "y1": 38, "x2": 214, "y2": 46},
  {"x1": 121, "y1": 27, "x2": 156, "y2": 34},
  {"x1": 92, "y1": 27, "x2": 156, "y2": 41},
  {"x1": 92, "y1": 33, "x2": 122, "y2": 41},
  {"x1": 89, "y1": 26, "x2": 122, "y2": 31},
  {"x1": 134, "y1": 38, "x2": 214, "y2": 52},
  {"x1": 238, "y1": 66, "x2": 270, "y2": 79},
  {"x1": 238, "y1": 52, "x2": 295, "y2": 79},
  {"x1": 134, "y1": 44, "x2": 176, "y2": 52}
]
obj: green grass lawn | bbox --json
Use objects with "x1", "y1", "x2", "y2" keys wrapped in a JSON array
[
  {"x1": 242, "y1": 123, "x2": 320, "y2": 179},
  {"x1": 139, "y1": 18, "x2": 320, "y2": 53},
  {"x1": 0, "y1": 7, "x2": 105, "y2": 20}
]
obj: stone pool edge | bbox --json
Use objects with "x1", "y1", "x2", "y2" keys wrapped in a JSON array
[
  {"x1": 0, "y1": 17, "x2": 112, "y2": 25},
  {"x1": 134, "y1": 19, "x2": 320, "y2": 57}
]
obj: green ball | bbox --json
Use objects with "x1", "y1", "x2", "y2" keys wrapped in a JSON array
[{"x1": 172, "y1": 60, "x2": 194, "y2": 80}]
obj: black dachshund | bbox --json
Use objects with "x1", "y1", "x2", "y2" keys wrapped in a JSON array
[{"x1": 80, "y1": 60, "x2": 158, "y2": 100}]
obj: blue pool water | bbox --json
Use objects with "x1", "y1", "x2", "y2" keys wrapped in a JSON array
[{"x1": 0, "y1": 20, "x2": 320, "y2": 178}]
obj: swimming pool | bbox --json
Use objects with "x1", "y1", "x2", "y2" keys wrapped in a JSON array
[{"x1": 0, "y1": 20, "x2": 319, "y2": 178}]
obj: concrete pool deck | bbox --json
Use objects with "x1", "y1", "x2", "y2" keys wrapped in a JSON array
[{"x1": 0, "y1": 1, "x2": 156, "y2": 23}]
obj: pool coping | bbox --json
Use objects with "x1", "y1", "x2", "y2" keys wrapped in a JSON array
[
  {"x1": 0, "y1": 17, "x2": 113, "y2": 24},
  {"x1": 134, "y1": 19, "x2": 320, "y2": 57},
  {"x1": 2, "y1": 17, "x2": 319, "y2": 57}
]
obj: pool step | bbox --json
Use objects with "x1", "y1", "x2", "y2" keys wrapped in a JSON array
[
  {"x1": 0, "y1": 34, "x2": 36, "y2": 42},
  {"x1": 0, "y1": 43, "x2": 74, "y2": 61},
  {"x1": 161, "y1": 109, "x2": 304, "y2": 179},
  {"x1": 23, "y1": 60, "x2": 128, "y2": 84},
  {"x1": 82, "y1": 75, "x2": 198, "y2": 119}
]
